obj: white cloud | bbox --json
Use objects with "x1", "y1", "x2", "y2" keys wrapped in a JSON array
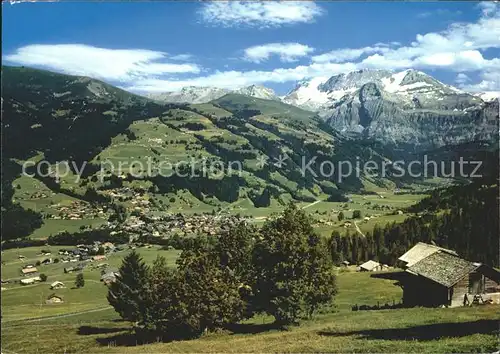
[
  {"x1": 243, "y1": 43, "x2": 314, "y2": 63},
  {"x1": 416, "y1": 9, "x2": 462, "y2": 19},
  {"x1": 198, "y1": 1, "x2": 324, "y2": 28},
  {"x1": 133, "y1": 3, "x2": 500, "y2": 93},
  {"x1": 3, "y1": 44, "x2": 201, "y2": 82},
  {"x1": 126, "y1": 62, "x2": 358, "y2": 92},
  {"x1": 455, "y1": 73, "x2": 470, "y2": 85},
  {"x1": 478, "y1": 1, "x2": 499, "y2": 17},
  {"x1": 460, "y1": 70, "x2": 500, "y2": 92},
  {"x1": 312, "y1": 46, "x2": 389, "y2": 64},
  {"x1": 169, "y1": 54, "x2": 194, "y2": 62}
]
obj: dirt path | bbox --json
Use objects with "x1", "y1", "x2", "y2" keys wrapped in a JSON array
[
  {"x1": 302, "y1": 200, "x2": 321, "y2": 209},
  {"x1": 2, "y1": 306, "x2": 113, "y2": 325},
  {"x1": 354, "y1": 220, "x2": 366, "y2": 237}
]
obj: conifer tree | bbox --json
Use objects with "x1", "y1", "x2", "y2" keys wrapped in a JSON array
[
  {"x1": 107, "y1": 250, "x2": 150, "y2": 323},
  {"x1": 75, "y1": 272, "x2": 84, "y2": 288}
]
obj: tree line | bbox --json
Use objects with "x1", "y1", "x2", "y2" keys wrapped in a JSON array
[{"x1": 107, "y1": 203, "x2": 337, "y2": 341}]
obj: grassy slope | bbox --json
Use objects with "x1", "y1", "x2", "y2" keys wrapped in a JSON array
[{"x1": 2, "y1": 267, "x2": 498, "y2": 353}]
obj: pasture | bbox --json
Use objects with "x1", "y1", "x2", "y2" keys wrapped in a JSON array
[
  {"x1": 2, "y1": 267, "x2": 498, "y2": 353},
  {"x1": 1, "y1": 246, "x2": 180, "y2": 322}
]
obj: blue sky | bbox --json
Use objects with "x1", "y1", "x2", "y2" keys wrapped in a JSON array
[{"x1": 3, "y1": 1, "x2": 500, "y2": 94}]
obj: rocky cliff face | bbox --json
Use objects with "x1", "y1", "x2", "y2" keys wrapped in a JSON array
[{"x1": 284, "y1": 69, "x2": 499, "y2": 149}]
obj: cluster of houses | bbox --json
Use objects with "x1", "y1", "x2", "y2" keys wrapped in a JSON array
[
  {"x1": 101, "y1": 187, "x2": 138, "y2": 202},
  {"x1": 48, "y1": 200, "x2": 108, "y2": 220},
  {"x1": 57, "y1": 242, "x2": 118, "y2": 262},
  {"x1": 29, "y1": 191, "x2": 51, "y2": 199},
  {"x1": 110, "y1": 213, "x2": 247, "y2": 240}
]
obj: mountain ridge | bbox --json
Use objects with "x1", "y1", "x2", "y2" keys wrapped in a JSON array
[{"x1": 145, "y1": 84, "x2": 279, "y2": 104}]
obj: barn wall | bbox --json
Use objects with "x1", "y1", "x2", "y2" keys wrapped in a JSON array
[
  {"x1": 451, "y1": 276, "x2": 470, "y2": 307},
  {"x1": 403, "y1": 276, "x2": 448, "y2": 307},
  {"x1": 484, "y1": 277, "x2": 500, "y2": 293}
]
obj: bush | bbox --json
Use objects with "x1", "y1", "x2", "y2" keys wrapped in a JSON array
[
  {"x1": 352, "y1": 210, "x2": 362, "y2": 219},
  {"x1": 75, "y1": 273, "x2": 85, "y2": 288},
  {"x1": 40, "y1": 273, "x2": 48, "y2": 282},
  {"x1": 252, "y1": 202, "x2": 337, "y2": 325}
]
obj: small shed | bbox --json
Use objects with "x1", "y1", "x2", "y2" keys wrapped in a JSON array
[
  {"x1": 101, "y1": 271, "x2": 119, "y2": 285},
  {"x1": 401, "y1": 251, "x2": 500, "y2": 307},
  {"x1": 64, "y1": 267, "x2": 77, "y2": 273},
  {"x1": 46, "y1": 294, "x2": 64, "y2": 304},
  {"x1": 50, "y1": 281, "x2": 66, "y2": 290},
  {"x1": 359, "y1": 260, "x2": 382, "y2": 272},
  {"x1": 21, "y1": 267, "x2": 38, "y2": 276},
  {"x1": 102, "y1": 242, "x2": 115, "y2": 249},
  {"x1": 20, "y1": 276, "x2": 41, "y2": 285},
  {"x1": 341, "y1": 260, "x2": 350, "y2": 267},
  {"x1": 92, "y1": 255, "x2": 107, "y2": 262}
]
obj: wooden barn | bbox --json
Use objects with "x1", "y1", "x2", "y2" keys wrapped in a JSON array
[{"x1": 401, "y1": 251, "x2": 500, "y2": 307}]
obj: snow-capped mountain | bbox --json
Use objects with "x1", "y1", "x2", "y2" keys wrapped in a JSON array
[
  {"x1": 146, "y1": 85, "x2": 278, "y2": 104},
  {"x1": 234, "y1": 85, "x2": 280, "y2": 101},
  {"x1": 312, "y1": 69, "x2": 498, "y2": 148},
  {"x1": 283, "y1": 69, "x2": 471, "y2": 114},
  {"x1": 145, "y1": 86, "x2": 230, "y2": 104}
]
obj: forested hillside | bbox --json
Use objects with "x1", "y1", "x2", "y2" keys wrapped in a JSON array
[{"x1": 329, "y1": 167, "x2": 499, "y2": 267}]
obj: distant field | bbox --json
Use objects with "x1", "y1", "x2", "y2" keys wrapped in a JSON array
[
  {"x1": 23, "y1": 191, "x2": 424, "y2": 239},
  {"x1": 1, "y1": 246, "x2": 180, "y2": 322},
  {"x1": 2, "y1": 269, "x2": 498, "y2": 353}
]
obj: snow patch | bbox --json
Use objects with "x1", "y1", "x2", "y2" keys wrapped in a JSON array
[
  {"x1": 283, "y1": 77, "x2": 329, "y2": 107},
  {"x1": 476, "y1": 92, "x2": 500, "y2": 102},
  {"x1": 381, "y1": 70, "x2": 409, "y2": 93}
]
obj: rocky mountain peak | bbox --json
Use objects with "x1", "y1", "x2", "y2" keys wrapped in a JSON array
[
  {"x1": 235, "y1": 85, "x2": 279, "y2": 100},
  {"x1": 319, "y1": 69, "x2": 392, "y2": 93}
]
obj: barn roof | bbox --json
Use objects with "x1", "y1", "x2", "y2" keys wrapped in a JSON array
[
  {"x1": 50, "y1": 281, "x2": 65, "y2": 287},
  {"x1": 21, "y1": 267, "x2": 38, "y2": 274},
  {"x1": 359, "y1": 260, "x2": 380, "y2": 271},
  {"x1": 407, "y1": 251, "x2": 478, "y2": 288},
  {"x1": 398, "y1": 242, "x2": 458, "y2": 267}
]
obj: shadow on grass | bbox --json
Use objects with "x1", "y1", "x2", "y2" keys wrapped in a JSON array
[
  {"x1": 318, "y1": 319, "x2": 499, "y2": 341},
  {"x1": 225, "y1": 322, "x2": 281, "y2": 335},
  {"x1": 370, "y1": 271, "x2": 408, "y2": 282},
  {"x1": 90, "y1": 322, "x2": 282, "y2": 347},
  {"x1": 95, "y1": 332, "x2": 145, "y2": 347},
  {"x1": 78, "y1": 325, "x2": 130, "y2": 335}
]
